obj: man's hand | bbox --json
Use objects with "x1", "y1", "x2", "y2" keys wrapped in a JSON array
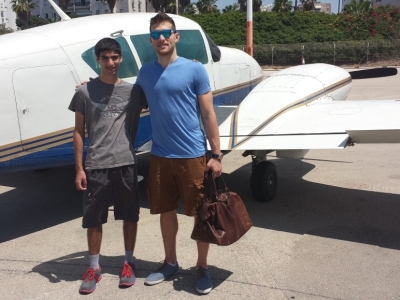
[
  {"x1": 206, "y1": 158, "x2": 222, "y2": 178},
  {"x1": 75, "y1": 170, "x2": 87, "y2": 190},
  {"x1": 75, "y1": 78, "x2": 93, "y2": 90}
]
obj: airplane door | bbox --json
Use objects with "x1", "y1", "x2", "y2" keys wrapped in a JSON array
[{"x1": 13, "y1": 65, "x2": 77, "y2": 151}]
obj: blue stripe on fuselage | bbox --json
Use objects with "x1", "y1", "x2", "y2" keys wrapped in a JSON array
[{"x1": 0, "y1": 82, "x2": 257, "y2": 173}]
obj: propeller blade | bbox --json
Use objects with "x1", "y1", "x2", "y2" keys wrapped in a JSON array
[{"x1": 349, "y1": 67, "x2": 397, "y2": 79}]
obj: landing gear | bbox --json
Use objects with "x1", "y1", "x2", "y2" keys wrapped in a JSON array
[
  {"x1": 243, "y1": 150, "x2": 278, "y2": 202},
  {"x1": 250, "y1": 160, "x2": 278, "y2": 202}
]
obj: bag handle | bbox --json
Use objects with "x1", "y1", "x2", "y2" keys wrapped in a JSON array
[{"x1": 204, "y1": 170, "x2": 230, "y2": 202}]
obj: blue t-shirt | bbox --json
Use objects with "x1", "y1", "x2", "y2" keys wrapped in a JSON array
[{"x1": 136, "y1": 57, "x2": 211, "y2": 158}]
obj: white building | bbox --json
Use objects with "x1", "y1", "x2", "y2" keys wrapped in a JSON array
[
  {"x1": 0, "y1": 0, "x2": 17, "y2": 31},
  {"x1": 31, "y1": 0, "x2": 155, "y2": 20},
  {"x1": 260, "y1": 3, "x2": 273, "y2": 12}
]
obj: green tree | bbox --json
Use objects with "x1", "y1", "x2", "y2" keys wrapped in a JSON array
[
  {"x1": 183, "y1": 3, "x2": 198, "y2": 14},
  {"x1": 272, "y1": 0, "x2": 292, "y2": 12},
  {"x1": 16, "y1": 15, "x2": 50, "y2": 30},
  {"x1": 0, "y1": 24, "x2": 13, "y2": 35},
  {"x1": 344, "y1": 0, "x2": 371, "y2": 15},
  {"x1": 196, "y1": 0, "x2": 219, "y2": 14},
  {"x1": 149, "y1": 0, "x2": 190, "y2": 13},
  {"x1": 11, "y1": 0, "x2": 36, "y2": 28},
  {"x1": 222, "y1": 3, "x2": 239, "y2": 13},
  {"x1": 238, "y1": 0, "x2": 262, "y2": 12}
]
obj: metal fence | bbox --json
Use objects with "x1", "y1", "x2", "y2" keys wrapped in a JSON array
[{"x1": 226, "y1": 39, "x2": 400, "y2": 67}]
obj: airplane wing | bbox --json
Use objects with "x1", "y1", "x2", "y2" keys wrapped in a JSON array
[
  {"x1": 219, "y1": 98, "x2": 400, "y2": 151},
  {"x1": 217, "y1": 65, "x2": 400, "y2": 151}
]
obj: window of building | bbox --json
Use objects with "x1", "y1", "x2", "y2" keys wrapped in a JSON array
[
  {"x1": 130, "y1": 30, "x2": 208, "y2": 65},
  {"x1": 45, "y1": 13, "x2": 48, "y2": 18},
  {"x1": 52, "y1": 13, "x2": 56, "y2": 18},
  {"x1": 96, "y1": 9, "x2": 100, "y2": 14},
  {"x1": 1, "y1": 11, "x2": 3, "y2": 17},
  {"x1": 138, "y1": 1, "x2": 141, "y2": 11},
  {"x1": 120, "y1": 8, "x2": 124, "y2": 12},
  {"x1": 132, "y1": 2, "x2": 135, "y2": 11},
  {"x1": 81, "y1": 37, "x2": 139, "y2": 78}
]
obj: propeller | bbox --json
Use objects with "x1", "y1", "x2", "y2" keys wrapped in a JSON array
[{"x1": 349, "y1": 67, "x2": 398, "y2": 79}]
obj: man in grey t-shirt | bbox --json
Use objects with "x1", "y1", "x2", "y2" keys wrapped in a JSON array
[{"x1": 68, "y1": 38, "x2": 146, "y2": 294}]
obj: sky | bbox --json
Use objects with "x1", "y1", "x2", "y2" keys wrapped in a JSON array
[{"x1": 216, "y1": 0, "x2": 342, "y2": 14}]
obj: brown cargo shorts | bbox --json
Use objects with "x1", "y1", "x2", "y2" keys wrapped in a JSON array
[{"x1": 147, "y1": 154, "x2": 206, "y2": 216}]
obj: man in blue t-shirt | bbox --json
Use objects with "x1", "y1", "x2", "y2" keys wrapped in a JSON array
[{"x1": 136, "y1": 13, "x2": 222, "y2": 295}]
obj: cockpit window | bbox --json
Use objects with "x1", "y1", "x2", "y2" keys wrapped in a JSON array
[
  {"x1": 81, "y1": 37, "x2": 139, "y2": 78},
  {"x1": 130, "y1": 30, "x2": 208, "y2": 65},
  {"x1": 203, "y1": 31, "x2": 221, "y2": 62}
]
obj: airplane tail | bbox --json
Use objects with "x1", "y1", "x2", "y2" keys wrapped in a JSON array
[{"x1": 48, "y1": 0, "x2": 71, "y2": 21}]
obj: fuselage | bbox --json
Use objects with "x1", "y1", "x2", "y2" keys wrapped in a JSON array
[{"x1": 0, "y1": 13, "x2": 263, "y2": 173}]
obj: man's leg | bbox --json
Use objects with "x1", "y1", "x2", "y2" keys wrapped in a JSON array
[
  {"x1": 88, "y1": 226, "x2": 102, "y2": 256},
  {"x1": 195, "y1": 224, "x2": 210, "y2": 267},
  {"x1": 160, "y1": 209, "x2": 178, "y2": 264},
  {"x1": 123, "y1": 221, "x2": 138, "y2": 251},
  {"x1": 145, "y1": 209, "x2": 180, "y2": 285},
  {"x1": 79, "y1": 225, "x2": 103, "y2": 294},
  {"x1": 113, "y1": 166, "x2": 140, "y2": 288},
  {"x1": 195, "y1": 220, "x2": 212, "y2": 295},
  {"x1": 118, "y1": 221, "x2": 138, "y2": 287}
]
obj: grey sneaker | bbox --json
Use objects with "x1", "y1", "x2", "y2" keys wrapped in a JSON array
[
  {"x1": 119, "y1": 262, "x2": 136, "y2": 287},
  {"x1": 145, "y1": 261, "x2": 179, "y2": 285},
  {"x1": 196, "y1": 267, "x2": 213, "y2": 295},
  {"x1": 79, "y1": 266, "x2": 102, "y2": 294}
]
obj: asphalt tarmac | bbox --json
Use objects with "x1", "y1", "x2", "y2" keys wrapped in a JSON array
[{"x1": 1, "y1": 67, "x2": 400, "y2": 300}]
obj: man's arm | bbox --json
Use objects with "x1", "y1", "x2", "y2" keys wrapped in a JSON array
[
  {"x1": 198, "y1": 91, "x2": 222, "y2": 177},
  {"x1": 73, "y1": 112, "x2": 87, "y2": 190}
]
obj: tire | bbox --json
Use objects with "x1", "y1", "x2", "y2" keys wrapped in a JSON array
[{"x1": 250, "y1": 161, "x2": 278, "y2": 202}]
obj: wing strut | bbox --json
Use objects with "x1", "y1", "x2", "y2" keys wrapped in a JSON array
[{"x1": 48, "y1": 0, "x2": 71, "y2": 21}]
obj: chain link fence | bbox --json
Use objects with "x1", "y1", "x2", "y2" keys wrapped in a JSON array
[{"x1": 226, "y1": 39, "x2": 400, "y2": 67}]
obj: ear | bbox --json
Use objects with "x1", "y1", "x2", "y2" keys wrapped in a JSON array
[
  {"x1": 95, "y1": 56, "x2": 100, "y2": 64},
  {"x1": 175, "y1": 32, "x2": 180, "y2": 42}
]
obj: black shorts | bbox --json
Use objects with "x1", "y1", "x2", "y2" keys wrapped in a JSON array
[{"x1": 82, "y1": 164, "x2": 140, "y2": 228}]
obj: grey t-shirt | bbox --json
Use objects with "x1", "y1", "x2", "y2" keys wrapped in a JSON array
[{"x1": 68, "y1": 78, "x2": 147, "y2": 170}]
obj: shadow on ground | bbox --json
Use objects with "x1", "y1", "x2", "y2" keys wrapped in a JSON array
[
  {"x1": 31, "y1": 251, "x2": 231, "y2": 296},
  {"x1": 2, "y1": 152, "x2": 400, "y2": 250}
]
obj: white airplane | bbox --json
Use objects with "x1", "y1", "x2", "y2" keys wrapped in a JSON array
[{"x1": 1, "y1": 9, "x2": 400, "y2": 203}]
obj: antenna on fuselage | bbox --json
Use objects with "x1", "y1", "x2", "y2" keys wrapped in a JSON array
[{"x1": 48, "y1": 0, "x2": 71, "y2": 21}]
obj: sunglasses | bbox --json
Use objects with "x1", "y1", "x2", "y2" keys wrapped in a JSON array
[{"x1": 150, "y1": 29, "x2": 176, "y2": 40}]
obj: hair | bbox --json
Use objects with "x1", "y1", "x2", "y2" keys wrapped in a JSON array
[
  {"x1": 149, "y1": 13, "x2": 176, "y2": 32},
  {"x1": 94, "y1": 38, "x2": 122, "y2": 58}
]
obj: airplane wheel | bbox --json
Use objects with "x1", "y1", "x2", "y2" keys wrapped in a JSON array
[{"x1": 250, "y1": 161, "x2": 277, "y2": 202}]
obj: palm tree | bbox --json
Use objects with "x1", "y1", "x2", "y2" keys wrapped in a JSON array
[
  {"x1": 301, "y1": 0, "x2": 314, "y2": 11},
  {"x1": 196, "y1": 0, "x2": 218, "y2": 14},
  {"x1": 222, "y1": 3, "x2": 239, "y2": 13},
  {"x1": 238, "y1": 0, "x2": 262, "y2": 12},
  {"x1": 272, "y1": 0, "x2": 292, "y2": 13},
  {"x1": 344, "y1": 0, "x2": 371, "y2": 15},
  {"x1": 11, "y1": 0, "x2": 36, "y2": 28}
]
